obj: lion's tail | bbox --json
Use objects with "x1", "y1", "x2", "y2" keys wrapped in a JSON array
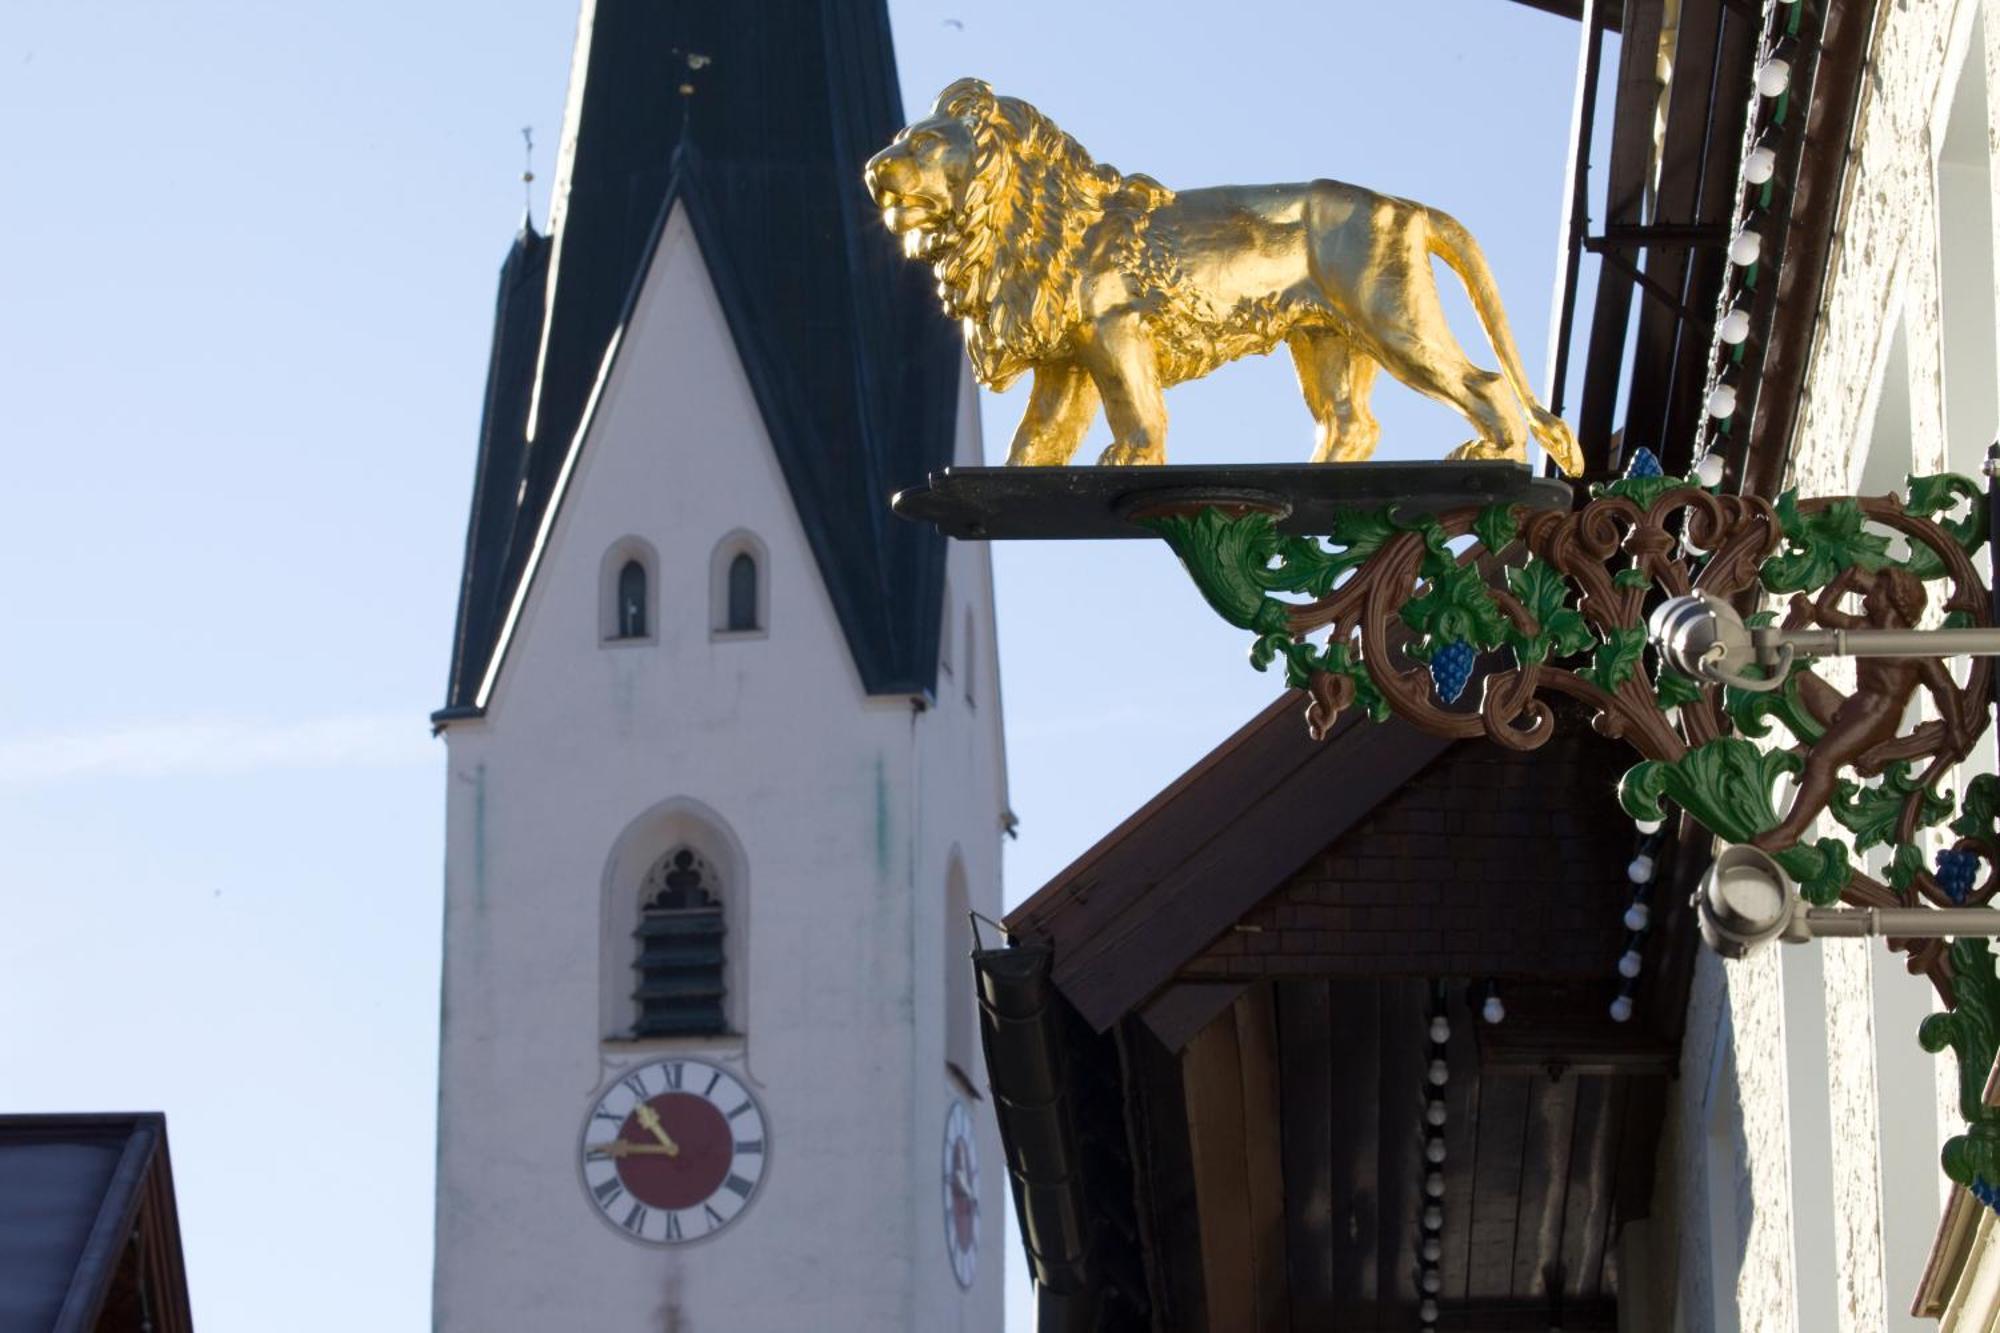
[{"x1": 1424, "y1": 208, "x2": 1585, "y2": 476}]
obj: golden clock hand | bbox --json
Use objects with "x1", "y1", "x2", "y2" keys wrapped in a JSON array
[
  {"x1": 633, "y1": 1102, "x2": 681, "y2": 1156},
  {"x1": 586, "y1": 1140, "x2": 680, "y2": 1158}
]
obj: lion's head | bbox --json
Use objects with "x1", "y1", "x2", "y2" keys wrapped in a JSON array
[{"x1": 865, "y1": 79, "x2": 1163, "y2": 390}]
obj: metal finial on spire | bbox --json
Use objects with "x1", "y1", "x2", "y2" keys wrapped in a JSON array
[{"x1": 520, "y1": 127, "x2": 536, "y2": 225}]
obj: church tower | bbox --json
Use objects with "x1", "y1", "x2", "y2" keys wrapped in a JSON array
[{"x1": 429, "y1": 4, "x2": 1006, "y2": 1329}]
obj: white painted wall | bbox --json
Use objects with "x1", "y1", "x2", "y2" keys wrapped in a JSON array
[
  {"x1": 432, "y1": 205, "x2": 1007, "y2": 1333},
  {"x1": 1641, "y1": 2, "x2": 2000, "y2": 1327}
]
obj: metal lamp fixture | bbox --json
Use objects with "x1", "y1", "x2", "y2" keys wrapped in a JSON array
[
  {"x1": 1649, "y1": 592, "x2": 2000, "y2": 693},
  {"x1": 1697, "y1": 843, "x2": 2000, "y2": 958}
]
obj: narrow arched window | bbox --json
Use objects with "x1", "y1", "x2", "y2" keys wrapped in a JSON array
[
  {"x1": 945, "y1": 859, "x2": 977, "y2": 1087},
  {"x1": 963, "y1": 609, "x2": 976, "y2": 706},
  {"x1": 727, "y1": 552, "x2": 758, "y2": 631},
  {"x1": 616, "y1": 560, "x2": 648, "y2": 640},
  {"x1": 632, "y1": 848, "x2": 727, "y2": 1037}
]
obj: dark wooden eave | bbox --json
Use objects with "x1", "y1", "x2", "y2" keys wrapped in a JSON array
[{"x1": 0, "y1": 1113, "x2": 194, "y2": 1333}]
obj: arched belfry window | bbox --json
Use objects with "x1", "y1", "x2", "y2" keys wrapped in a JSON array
[
  {"x1": 632, "y1": 848, "x2": 728, "y2": 1037},
  {"x1": 710, "y1": 531, "x2": 769, "y2": 637},
  {"x1": 600, "y1": 537, "x2": 657, "y2": 644},
  {"x1": 616, "y1": 560, "x2": 648, "y2": 639},
  {"x1": 727, "y1": 552, "x2": 758, "y2": 632}
]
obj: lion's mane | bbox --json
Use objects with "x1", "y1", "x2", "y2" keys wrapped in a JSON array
[{"x1": 927, "y1": 79, "x2": 1173, "y2": 391}]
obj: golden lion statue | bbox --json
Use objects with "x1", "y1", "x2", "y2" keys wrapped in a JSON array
[{"x1": 864, "y1": 79, "x2": 1584, "y2": 476}]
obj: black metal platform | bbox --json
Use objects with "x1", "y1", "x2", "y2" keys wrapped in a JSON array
[{"x1": 891, "y1": 463, "x2": 1575, "y2": 540}]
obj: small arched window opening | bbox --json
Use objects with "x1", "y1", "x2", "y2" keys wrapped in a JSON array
[
  {"x1": 945, "y1": 857, "x2": 978, "y2": 1089},
  {"x1": 727, "y1": 552, "x2": 759, "y2": 632},
  {"x1": 963, "y1": 609, "x2": 976, "y2": 706},
  {"x1": 615, "y1": 560, "x2": 648, "y2": 639},
  {"x1": 939, "y1": 581, "x2": 954, "y2": 677},
  {"x1": 600, "y1": 538, "x2": 657, "y2": 645},
  {"x1": 710, "y1": 531, "x2": 769, "y2": 638},
  {"x1": 632, "y1": 848, "x2": 728, "y2": 1037}
]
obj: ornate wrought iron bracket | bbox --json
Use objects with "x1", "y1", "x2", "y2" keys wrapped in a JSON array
[{"x1": 1133, "y1": 459, "x2": 2000, "y2": 1203}]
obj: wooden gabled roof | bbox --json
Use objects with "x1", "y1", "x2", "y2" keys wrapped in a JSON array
[
  {"x1": 0, "y1": 1113, "x2": 193, "y2": 1333},
  {"x1": 1005, "y1": 694, "x2": 1452, "y2": 1031},
  {"x1": 1004, "y1": 691, "x2": 1686, "y2": 1039}
]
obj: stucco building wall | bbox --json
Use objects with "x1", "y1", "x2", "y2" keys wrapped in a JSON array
[{"x1": 1636, "y1": 2, "x2": 1996, "y2": 1329}]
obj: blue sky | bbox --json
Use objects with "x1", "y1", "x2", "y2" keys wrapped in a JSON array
[{"x1": 0, "y1": 2, "x2": 1591, "y2": 1326}]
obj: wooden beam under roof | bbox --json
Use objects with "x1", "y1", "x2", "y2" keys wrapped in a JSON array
[
  {"x1": 1576, "y1": 0, "x2": 1671, "y2": 465},
  {"x1": 1503, "y1": 0, "x2": 1626, "y2": 31}
]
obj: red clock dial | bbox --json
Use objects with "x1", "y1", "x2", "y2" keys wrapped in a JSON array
[
  {"x1": 580, "y1": 1059, "x2": 768, "y2": 1245},
  {"x1": 942, "y1": 1099, "x2": 980, "y2": 1288}
]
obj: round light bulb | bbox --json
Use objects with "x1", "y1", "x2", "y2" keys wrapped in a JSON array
[
  {"x1": 1619, "y1": 949, "x2": 1644, "y2": 979},
  {"x1": 1421, "y1": 1298, "x2": 1440, "y2": 1322},
  {"x1": 1695, "y1": 452, "x2": 1727, "y2": 488},
  {"x1": 1426, "y1": 1099, "x2": 1447, "y2": 1127},
  {"x1": 1707, "y1": 383, "x2": 1738, "y2": 419},
  {"x1": 1429, "y1": 1016, "x2": 1451, "y2": 1044},
  {"x1": 1628, "y1": 853, "x2": 1656, "y2": 884},
  {"x1": 1757, "y1": 57, "x2": 1791, "y2": 98},
  {"x1": 1422, "y1": 1269, "x2": 1443, "y2": 1294},
  {"x1": 1428, "y1": 1058, "x2": 1449, "y2": 1086},
  {"x1": 1482, "y1": 995, "x2": 1505, "y2": 1024},
  {"x1": 1624, "y1": 902, "x2": 1652, "y2": 932},
  {"x1": 1610, "y1": 994, "x2": 1636, "y2": 1023},
  {"x1": 1422, "y1": 1237, "x2": 1442, "y2": 1262},
  {"x1": 1426, "y1": 1171, "x2": 1445, "y2": 1198},
  {"x1": 1634, "y1": 816, "x2": 1664, "y2": 836},
  {"x1": 1426, "y1": 1137, "x2": 1447, "y2": 1164},
  {"x1": 1729, "y1": 229, "x2": 1763, "y2": 267},
  {"x1": 1744, "y1": 144, "x2": 1777, "y2": 185},
  {"x1": 1719, "y1": 307, "x2": 1752, "y2": 345}
]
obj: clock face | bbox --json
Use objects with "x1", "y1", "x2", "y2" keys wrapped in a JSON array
[
  {"x1": 579, "y1": 1058, "x2": 768, "y2": 1246},
  {"x1": 942, "y1": 1099, "x2": 980, "y2": 1288}
]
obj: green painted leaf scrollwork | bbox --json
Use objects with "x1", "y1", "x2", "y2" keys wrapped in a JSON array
[
  {"x1": 1653, "y1": 669, "x2": 1707, "y2": 713},
  {"x1": 1921, "y1": 939, "x2": 2000, "y2": 1195},
  {"x1": 1401, "y1": 559, "x2": 1509, "y2": 660},
  {"x1": 1503, "y1": 559, "x2": 1594, "y2": 666},
  {"x1": 1772, "y1": 837, "x2": 1851, "y2": 908},
  {"x1": 1902, "y1": 473, "x2": 1989, "y2": 581},
  {"x1": 1725, "y1": 667, "x2": 1826, "y2": 744},
  {"x1": 1143, "y1": 510, "x2": 1290, "y2": 635},
  {"x1": 1953, "y1": 774, "x2": 2000, "y2": 842},
  {"x1": 1830, "y1": 761, "x2": 1954, "y2": 853},
  {"x1": 1761, "y1": 491, "x2": 1892, "y2": 593},
  {"x1": 1581, "y1": 625, "x2": 1649, "y2": 695},
  {"x1": 1618, "y1": 738, "x2": 1798, "y2": 843}
]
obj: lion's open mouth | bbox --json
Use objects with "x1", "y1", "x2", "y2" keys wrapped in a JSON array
[{"x1": 876, "y1": 195, "x2": 940, "y2": 234}]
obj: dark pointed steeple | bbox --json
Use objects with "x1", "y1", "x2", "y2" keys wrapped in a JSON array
[
  {"x1": 440, "y1": 0, "x2": 963, "y2": 714},
  {"x1": 441, "y1": 219, "x2": 550, "y2": 718}
]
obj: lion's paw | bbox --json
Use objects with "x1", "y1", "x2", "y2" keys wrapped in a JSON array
[
  {"x1": 1097, "y1": 442, "x2": 1165, "y2": 467},
  {"x1": 1444, "y1": 438, "x2": 1525, "y2": 464}
]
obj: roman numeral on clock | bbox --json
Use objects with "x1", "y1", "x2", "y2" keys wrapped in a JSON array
[
  {"x1": 664, "y1": 1212, "x2": 683, "y2": 1242},
  {"x1": 662, "y1": 1062, "x2": 684, "y2": 1090},
  {"x1": 704, "y1": 1203, "x2": 726, "y2": 1230},
  {"x1": 723, "y1": 1173, "x2": 755, "y2": 1199},
  {"x1": 621, "y1": 1202, "x2": 648, "y2": 1235},
  {"x1": 592, "y1": 1177, "x2": 625, "y2": 1206},
  {"x1": 734, "y1": 1139, "x2": 764, "y2": 1156},
  {"x1": 621, "y1": 1072, "x2": 648, "y2": 1100}
]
